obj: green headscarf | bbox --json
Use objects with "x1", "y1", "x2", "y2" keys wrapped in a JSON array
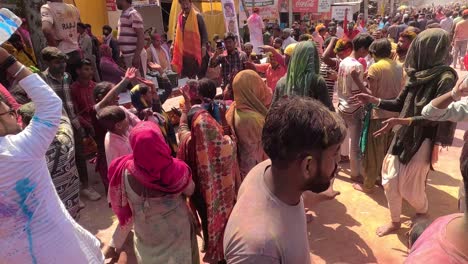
[
  {"x1": 284, "y1": 41, "x2": 321, "y2": 97},
  {"x1": 404, "y1": 28, "x2": 452, "y2": 85}
]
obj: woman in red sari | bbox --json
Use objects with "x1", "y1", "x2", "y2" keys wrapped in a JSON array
[{"x1": 177, "y1": 79, "x2": 239, "y2": 263}]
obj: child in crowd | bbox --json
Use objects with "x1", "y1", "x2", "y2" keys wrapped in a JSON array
[
  {"x1": 97, "y1": 105, "x2": 134, "y2": 259},
  {"x1": 99, "y1": 106, "x2": 132, "y2": 167}
]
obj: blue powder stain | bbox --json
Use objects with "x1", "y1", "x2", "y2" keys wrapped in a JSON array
[
  {"x1": 14, "y1": 178, "x2": 37, "y2": 264},
  {"x1": 32, "y1": 116, "x2": 54, "y2": 128}
]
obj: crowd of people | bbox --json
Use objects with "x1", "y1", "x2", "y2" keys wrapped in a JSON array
[{"x1": 1, "y1": 0, "x2": 468, "y2": 263}]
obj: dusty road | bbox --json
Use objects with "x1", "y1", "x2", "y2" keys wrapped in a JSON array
[{"x1": 78, "y1": 70, "x2": 468, "y2": 264}]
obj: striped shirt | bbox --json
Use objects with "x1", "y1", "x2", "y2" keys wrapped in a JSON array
[
  {"x1": 319, "y1": 58, "x2": 339, "y2": 102},
  {"x1": 117, "y1": 7, "x2": 144, "y2": 57}
]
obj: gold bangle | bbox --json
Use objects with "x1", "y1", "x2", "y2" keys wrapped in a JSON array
[{"x1": 407, "y1": 118, "x2": 413, "y2": 126}]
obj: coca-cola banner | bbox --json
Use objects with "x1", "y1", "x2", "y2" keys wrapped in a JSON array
[{"x1": 293, "y1": 0, "x2": 318, "y2": 13}]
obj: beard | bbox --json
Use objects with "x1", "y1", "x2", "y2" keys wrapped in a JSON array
[
  {"x1": 303, "y1": 164, "x2": 337, "y2": 194},
  {"x1": 396, "y1": 46, "x2": 407, "y2": 56},
  {"x1": 117, "y1": 3, "x2": 123, "y2": 10}
]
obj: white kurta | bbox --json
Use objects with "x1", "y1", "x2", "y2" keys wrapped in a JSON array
[
  {"x1": 247, "y1": 13, "x2": 265, "y2": 54},
  {"x1": 0, "y1": 74, "x2": 104, "y2": 263}
]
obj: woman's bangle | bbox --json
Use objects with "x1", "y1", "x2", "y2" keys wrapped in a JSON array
[
  {"x1": 377, "y1": 98, "x2": 382, "y2": 107},
  {"x1": 12, "y1": 65, "x2": 26, "y2": 79},
  {"x1": 407, "y1": 118, "x2": 413, "y2": 126}
]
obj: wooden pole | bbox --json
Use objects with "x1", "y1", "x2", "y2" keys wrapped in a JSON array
[{"x1": 288, "y1": 0, "x2": 292, "y2": 27}]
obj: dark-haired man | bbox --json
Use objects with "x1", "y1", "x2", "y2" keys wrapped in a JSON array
[
  {"x1": 40, "y1": 48, "x2": 101, "y2": 202},
  {"x1": 337, "y1": 33, "x2": 373, "y2": 178},
  {"x1": 103, "y1": 25, "x2": 121, "y2": 62},
  {"x1": 353, "y1": 38, "x2": 403, "y2": 194},
  {"x1": 116, "y1": 0, "x2": 147, "y2": 76},
  {"x1": 78, "y1": 23, "x2": 100, "y2": 82},
  {"x1": 224, "y1": 97, "x2": 346, "y2": 263},
  {"x1": 0, "y1": 46, "x2": 104, "y2": 263},
  {"x1": 172, "y1": 0, "x2": 209, "y2": 78},
  {"x1": 41, "y1": 0, "x2": 82, "y2": 80},
  {"x1": 209, "y1": 32, "x2": 247, "y2": 87},
  {"x1": 71, "y1": 59, "x2": 96, "y2": 140}
]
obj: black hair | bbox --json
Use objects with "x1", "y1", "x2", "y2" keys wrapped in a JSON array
[
  {"x1": 138, "y1": 84, "x2": 150, "y2": 95},
  {"x1": 262, "y1": 97, "x2": 346, "y2": 169},
  {"x1": 299, "y1": 34, "x2": 311, "y2": 41},
  {"x1": 77, "y1": 58, "x2": 93, "y2": 69},
  {"x1": 85, "y1": 24, "x2": 91, "y2": 29},
  {"x1": 97, "y1": 105, "x2": 126, "y2": 132},
  {"x1": 94, "y1": 82, "x2": 114, "y2": 103},
  {"x1": 408, "y1": 221, "x2": 430, "y2": 249},
  {"x1": 0, "y1": 94, "x2": 10, "y2": 109},
  {"x1": 198, "y1": 78, "x2": 217, "y2": 99},
  {"x1": 352, "y1": 33, "x2": 374, "y2": 52},
  {"x1": 224, "y1": 32, "x2": 237, "y2": 42},
  {"x1": 77, "y1": 22, "x2": 86, "y2": 29},
  {"x1": 103, "y1": 25, "x2": 112, "y2": 32},
  {"x1": 368, "y1": 38, "x2": 392, "y2": 58},
  {"x1": 8, "y1": 33, "x2": 21, "y2": 43}
]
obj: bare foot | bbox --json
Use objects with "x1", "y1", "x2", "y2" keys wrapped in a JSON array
[
  {"x1": 318, "y1": 190, "x2": 341, "y2": 201},
  {"x1": 353, "y1": 183, "x2": 373, "y2": 194},
  {"x1": 376, "y1": 222, "x2": 401, "y2": 237}
]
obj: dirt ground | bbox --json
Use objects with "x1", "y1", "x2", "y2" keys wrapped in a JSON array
[{"x1": 78, "y1": 71, "x2": 467, "y2": 264}]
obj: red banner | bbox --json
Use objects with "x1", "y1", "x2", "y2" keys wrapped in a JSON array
[{"x1": 293, "y1": 0, "x2": 318, "y2": 13}]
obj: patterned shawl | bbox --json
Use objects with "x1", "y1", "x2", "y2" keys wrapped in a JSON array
[{"x1": 177, "y1": 108, "x2": 238, "y2": 262}]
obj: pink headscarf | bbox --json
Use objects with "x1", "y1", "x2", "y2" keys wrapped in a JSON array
[{"x1": 108, "y1": 121, "x2": 191, "y2": 225}]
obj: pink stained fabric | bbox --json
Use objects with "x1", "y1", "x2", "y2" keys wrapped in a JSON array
[
  {"x1": 0, "y1": 83, "x2": 22, "y2": 125},
  {"x1": 105, "y1": 132, "x2": 132, "y2": 169},
  {"x1": 0, "y1": 83, "x2": 21, "y2": 110},
  {"x1": 100, "y1": 44, "x2": 125, "y2": 85},
  {"x1": 255, "y1": 63, "x2": 286, "y2": 92},
  {"x1": 108, "y1": 121, "x2": 192, "y2": 225},
  {"x1": 405, "y1": 214, "x2": 468, "y2": 263}
]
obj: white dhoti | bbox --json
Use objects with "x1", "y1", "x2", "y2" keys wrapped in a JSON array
[{"x1": 382, "y1": 139, "x2": 432, "y2": 222}]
